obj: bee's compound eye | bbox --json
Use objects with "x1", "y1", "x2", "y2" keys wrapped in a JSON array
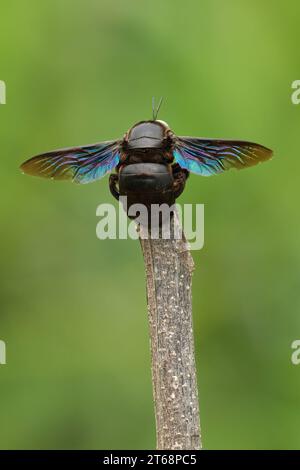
[{"x1": 155, "y1": 120, "x2": 169, "y2": 128}]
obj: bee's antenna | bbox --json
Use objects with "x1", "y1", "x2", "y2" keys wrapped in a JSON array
[
  {"x1": 155, "y1": 96, "x2": 163, "y2": 120},
  {"x1": 152, "y1": 96, "x2": 156, "y2": 120},
  {"x1": 152, "y1": 96, "x2": 164, "y2": 120},
  {"x1": 152, "y1": 96, "x2": 163, "y2": 121}
]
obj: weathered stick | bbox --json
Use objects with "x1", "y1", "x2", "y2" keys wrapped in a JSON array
[{"x1": 139, "y1": 214, "x2": 201, "y2": 450}]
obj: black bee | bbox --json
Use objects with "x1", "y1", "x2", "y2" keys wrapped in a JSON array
[{"x1": 20, "y1": 98, "x2": 272, "y2": 216}]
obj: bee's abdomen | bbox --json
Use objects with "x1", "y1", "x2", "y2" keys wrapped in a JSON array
[{"x1": 119, "y1": 163, "x2": 175, "y2": 209}]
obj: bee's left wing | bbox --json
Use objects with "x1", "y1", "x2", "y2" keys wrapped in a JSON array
[
  {"x1": 173, "y1": 137, "x2": 273, "y2": 176},
  {"x1": 20, "y1": 140, "x2": 121, "y2": 184}
]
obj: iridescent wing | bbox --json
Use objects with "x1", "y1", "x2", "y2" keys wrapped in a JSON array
[
  {"x1": 173, "y1": 137, "x2": 273, "y2": 176},
  {"x1": 20, "y1": 140, "x2": 121, "y2": 184}
]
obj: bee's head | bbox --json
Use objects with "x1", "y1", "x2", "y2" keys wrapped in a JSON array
[{"x1": 126, "y1": 120, "x2": 170, "y2": 149}]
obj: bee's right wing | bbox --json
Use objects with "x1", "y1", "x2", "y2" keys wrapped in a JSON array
[
  {"x1": 173, "y1": 137, "x2": 273, "y2": 176},
  {"x1": 20, "y1": 140, "x2": 121, "y2": 184}
]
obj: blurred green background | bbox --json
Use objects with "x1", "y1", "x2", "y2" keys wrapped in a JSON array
[{"x1": 0, "y1": 0, "x2": 299, "y2": 450}]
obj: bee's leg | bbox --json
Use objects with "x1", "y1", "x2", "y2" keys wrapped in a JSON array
[
  {"x1": 109, "y1": 173, "x2": 120, "y2": 201},
  {"x1": 172, "y1": 165, "x2": 189, "y2": 199}
]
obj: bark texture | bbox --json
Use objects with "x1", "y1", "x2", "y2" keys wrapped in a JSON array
[{"x1": 139, "y1": 215, "x2": 201, "y2": 450}]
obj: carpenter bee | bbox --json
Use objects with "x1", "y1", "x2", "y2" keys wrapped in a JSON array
[{"x1": 20, "y1": 98, "x2": 272, "y2": 218}]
